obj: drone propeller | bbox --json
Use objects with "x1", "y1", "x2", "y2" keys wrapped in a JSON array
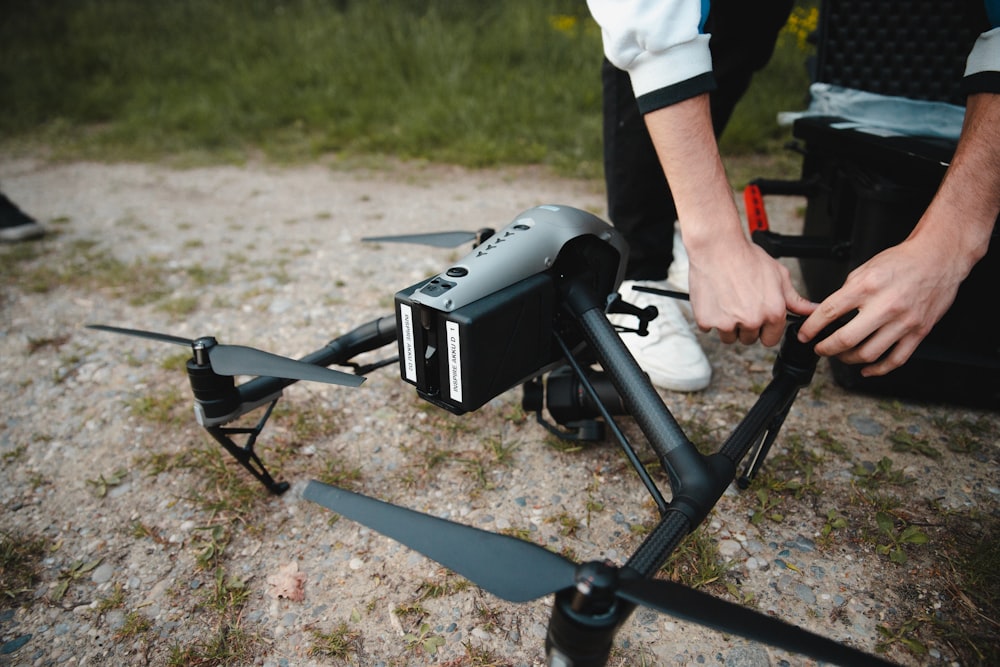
[
  {"x1": 303, "y1": 481, "x2": 575, "y2": 602},
  {"x1": 87, "y1": 324, "x2": 365, "y2": 387},
  {"x1": 304, "y1": 481, "x2": 896, "y2": 667},
  {"x1": 361, "y1": 227, "x2": 494, "y2": 249}
]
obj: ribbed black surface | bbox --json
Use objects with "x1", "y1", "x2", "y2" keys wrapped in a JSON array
[
  {"x1": 816, "y1": 0, "x2": 987, "y2": 104},
  {"x1": 624, "y1": 511, "x2": 690, "y2": 577}
]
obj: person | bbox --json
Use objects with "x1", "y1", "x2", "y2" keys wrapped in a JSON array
[
  {"x1": 589, "y1": 0, "x2": 1000, "y2": 382},
  {"x1": 603, "y1": 2, "x2": 794, "y2": 392},
  {"x1": 0, "y1": 192, "x2": 44, "y2": 242}
]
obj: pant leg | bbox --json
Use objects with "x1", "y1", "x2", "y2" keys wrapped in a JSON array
[
  {"x1": 708, "y1": 0, "x2": 795, "y2": 135},
  {"x1": 602, "y1": 0, "x2": 794, "y2": 280},
  {"x1": 602, "y1": 58, "x2": 676, "y2": 281}
]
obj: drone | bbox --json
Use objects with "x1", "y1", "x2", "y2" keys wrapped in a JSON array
[{"x1": 90, "y1": 205, "x2": 896, "y2": 667}]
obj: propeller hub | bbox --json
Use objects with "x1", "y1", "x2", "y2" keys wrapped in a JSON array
[
  {"x1": 571, "y1": 561, "x2": 619, "y2": 614},
  {"x1": 191, "y1": 337, "x2": 218, "y2": 366}
]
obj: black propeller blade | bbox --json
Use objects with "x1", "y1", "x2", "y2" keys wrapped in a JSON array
[
  {"x1": 615, "y1": 575, "x2": 896, "y2": 667},
  {"x1": 304, "y1": 481, "x2": 897, "y2": 667},
  {"x1": 303, "y1": 481, "x2": 576, "y2": 602},
  {"x1": 361, "y1": 227, "x2": 493, "y2": 249},
  {"x1": 87, "y1": 324, "x2": 365, "y2": 387}
]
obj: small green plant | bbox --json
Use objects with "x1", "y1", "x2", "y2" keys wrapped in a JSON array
[
  {"x1": 52, "y1": 557, "x2": 104, "y2": 601},
  {"x1": 484, "y1": 434, "x2": 519, "y2": 466},
  {"x1": 543, "y1": 434, "x2": 586, "y2": 453},
  {"x1": 877, "y1": 400, "x2": 911, "y2": 421},
  {"x1": 660, "y1": 527, "x2": 730, "y2": 589},
  {"x1": 815, "y1": 429, "x2": 850, "y2": 459},
  {"x1": 474, "y1": 599, "x2": 506, "y2": 634},
  {"x1": 95, "y1": 583, "x2": 126, "y2": 613},
  {"x1": 750, "y1": 488, "x2": 784, "y2": 525},
  {"x1": 931, "y1": 414, "x2": 996, "y2": 454},
  {"x1": 318, "y1": 456, "x2": 363, "y2": 491},
  {"x1": 393, "y1": 601, "x2": 428, "y2": 623},
  {"x1": 888, "y1": 429, "x2": 941, "y2": 459},
  {"x1": 819, "y1": 508, "x2": 848, "y2": 544},
  {"x1": 403, "y1": 622, "x2": 446, "y2": 656},
  {"x1": 499, "y1": 526, "x2": 534, "y2": 542},
  {"x1": 167, "y1": 620, "x2": 259, "y2": 666},
  {"x1": 273, "y1": 400, "x2": 341, "y2": 443},
  {"x1": 308, "y1": 621, "x2": 362, "y2": 659},
  {"x1": 454, "y1": 455, "x2": 492, "y2": 490},
  {"x1": 87, "y1": 467, "x2": 128, "y2": 497},
  {"x1": 26, "y1": 334, "x2": 70, "y2": 354},
  {"x1": 547, "y1": 512, "x2": 582, "y2": 538},
  {"x1": 115, "y1": 611, "x2": 154, "y2": 641},
  {"x1": 0, "y1": 530, "x2": 46, "y2": 602},
  {"x1": 852, "y1": 456, "x2": 914, "y2": 489},
  {"x1": 192, "y1": 525, "x2": 231, "y2": 570},
  {"x1": 128, "y1": 387, "x2": 189, "y2": 425},
  {"x1": 460, "y1": 640, "x2": 509, "y2": 666},
  {"x1": 753, "y1": 434, "x2": 822, "y2": 499},
  {"x1": 1, "y1": 445, "x2": 27, "y2": 467},
  {"x1": 585, "y1": 486, "x2": 605, "y2": 529},
  {"x1": 205, "y1": 567, "x2": 250, "y2": 613},
  {"x1": 874, "y1": 511, "x2": 929, "y2": 564},
  {"x1": 183, "y1": 445, "x2": 261, "y2": 521},
  {"x1": 876, "y1": 617, "x2": 929, "y2": 656},
  {"x1": 416, "y1": 572, "x2": 471, "y2": 601}
]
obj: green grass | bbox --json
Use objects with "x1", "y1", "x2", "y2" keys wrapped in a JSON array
[
  {"x1": 1, "y1": 0, "x2": 816, "y2": 177},
  {"x1": 0, "y1": 530, "x2": 47, "y2": 604}
]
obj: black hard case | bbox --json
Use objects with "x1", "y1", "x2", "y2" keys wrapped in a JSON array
[{"x1": 762, "y1": 0, "x2": 998, "y2": 407}]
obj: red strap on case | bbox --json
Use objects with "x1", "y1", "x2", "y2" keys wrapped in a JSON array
[{"x1": 743, "y1": 184, "x2": 769, "y2": 233}]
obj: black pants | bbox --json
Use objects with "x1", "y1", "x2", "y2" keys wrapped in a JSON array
[{"x1": 602, "y1": 0, "x2": 795, "y2": 280}]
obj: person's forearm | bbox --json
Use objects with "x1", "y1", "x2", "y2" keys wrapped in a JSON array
[
  {"x1": 642, "y1": 93, "x2": 814, "y2": 346},
  {"x1": 907, "y1": 92, "x2": 999, "y2": 271},
  {"x1": 642, "y1": 94, "x2": 745, "y2": 250}
]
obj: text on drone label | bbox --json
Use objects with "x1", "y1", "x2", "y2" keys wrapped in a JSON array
[{"x1": 445, "y1": 320, "x2": 463, "y2": 402}]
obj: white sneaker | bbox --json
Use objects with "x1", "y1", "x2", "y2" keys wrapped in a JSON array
[
  {"x1": 612, "y1": 279, "x2": 712, "y2": 392},
  {"x1": 667, "y1": 227, "x2": 693, "y2": 320}
]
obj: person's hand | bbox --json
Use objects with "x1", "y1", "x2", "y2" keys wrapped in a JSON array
[
  {"x1": 797, "y1": 237, "x2": 964, "y2": 377},
  {"x1": 641, "y1": 95, "x2": 815, "y2": 348},
  {"x1": 799, "y1": 93, "x2": 999, "y2": 376},
  {"x1": 688, "y1": 235, "x2": 815, "y2": 347}
]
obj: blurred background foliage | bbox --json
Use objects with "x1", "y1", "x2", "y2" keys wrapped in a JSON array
[{"x1": 1, "y1": 0, "x2": 817, "y2": 178}]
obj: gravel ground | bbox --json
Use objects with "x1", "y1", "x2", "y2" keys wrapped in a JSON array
[{"x1": 0, "y1": 156, "x2": 997, "y2": 667}]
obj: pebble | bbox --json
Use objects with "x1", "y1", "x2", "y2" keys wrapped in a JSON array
[
  {"x1": 91, "y1": 562, "x2": 115, "y2": 584},
  {"x1": 848, "y1": 414, "x2": 883, "y2": 436},
  {"x1": 794, "y1": 583, "x2": 816, "y2": 605},
  {"x1": 718, "y1": 539, "x2": 742, "y2": 558},
  {"x1": 725, "y1": 644, "x2": 771, "y2": 667}
]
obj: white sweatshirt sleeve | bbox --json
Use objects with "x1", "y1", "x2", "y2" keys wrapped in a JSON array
[
  {"x1": 963, "y1": 26, "x2": 1000, "y2": 93},
  {"x1": 587, "y1": 0, "x2": 715, "y2": 111}
]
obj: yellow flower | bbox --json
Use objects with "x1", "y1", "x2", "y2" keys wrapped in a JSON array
[
  {"x1": 549, "y1": 14, "x2": 578, "y2": 35},
  {"x1": 781, "y1": 6, "x2": 819, "y2": 52}
]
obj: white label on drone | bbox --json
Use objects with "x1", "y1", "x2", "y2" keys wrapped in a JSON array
[
  {"x1": 445, "y1": 320, "x2": 463, "y2": 402},
  {"x1": 399, "y1": 303, "x2": 417, "y2": 382}
]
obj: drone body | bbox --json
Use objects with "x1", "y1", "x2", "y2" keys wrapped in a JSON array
[
  {"x1": 394, "y1": 205, "x2": 628, "y2": 414},
  {"x1": 83, "y1": 201, "x2": 907, "y2": 666}
]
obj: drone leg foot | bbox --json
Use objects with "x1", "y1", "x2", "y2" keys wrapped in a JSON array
[
  {"x1": 206, "y1": 399, "x2": 289, "y2": 495},
  {"x1": 737, "y1": 403, "x2": 791, "y2": 489}
]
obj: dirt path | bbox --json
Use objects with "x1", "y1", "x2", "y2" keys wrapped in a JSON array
[{"x1": 1, "y1": 156, "x2": 997, "y2": 666}]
